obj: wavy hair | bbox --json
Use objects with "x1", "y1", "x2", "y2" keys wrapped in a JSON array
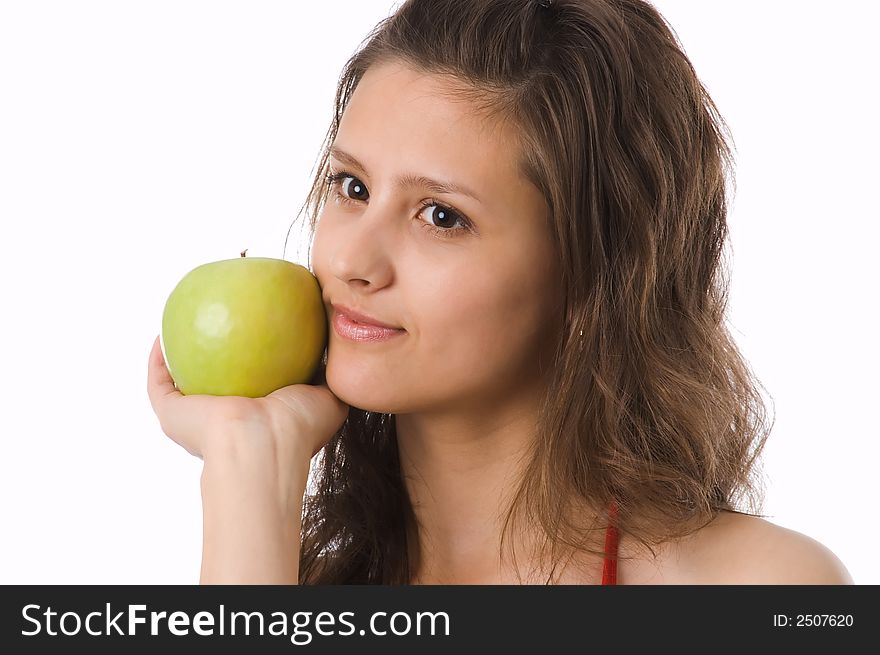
[{"x1": 288, "y1": 0, "x2": 774, "y2": 584}]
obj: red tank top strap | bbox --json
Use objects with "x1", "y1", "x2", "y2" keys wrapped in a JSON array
[{"x1": 601, "y1": 500, "x2": 619, "y2": 585}]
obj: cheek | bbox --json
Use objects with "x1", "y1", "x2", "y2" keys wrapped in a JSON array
[{"x1": 416, "y1": 266, "x2": 550, "y2": 370}]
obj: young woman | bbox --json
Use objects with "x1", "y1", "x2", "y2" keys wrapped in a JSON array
[{"x1": 147, "y1": 0, "x2": 853, "y2": 585}]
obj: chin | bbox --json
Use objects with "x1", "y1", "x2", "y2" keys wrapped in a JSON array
[{"x1": 325, "y1": 365, "x2": 398, "y2": 414}]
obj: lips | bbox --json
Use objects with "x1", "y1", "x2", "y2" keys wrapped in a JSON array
[
  {"x1": 330, "y1": 303, "x2": 404, "y2": 331},
  {"x1": 332, "y1": 311, "x2": 405, "y2": 343}
]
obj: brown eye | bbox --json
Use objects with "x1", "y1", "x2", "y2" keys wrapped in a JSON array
[
  {"x1": 420, "y1": 203, "x2": 465, "y2": 230},
  {"x1": 340, "y1": 175, "x2": 368, "y2": 201}
]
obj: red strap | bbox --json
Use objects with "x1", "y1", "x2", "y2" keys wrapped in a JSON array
[{"x1": 601, "y1": 500, "x2": 619, "y2": 585}]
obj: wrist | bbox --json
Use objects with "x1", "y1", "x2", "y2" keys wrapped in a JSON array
[{"x1": 199, "y1": 425, "x2": 311, "y2": 515}]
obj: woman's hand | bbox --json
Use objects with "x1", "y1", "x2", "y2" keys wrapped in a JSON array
[{"x1": 146, "y1": 335, "x2": 349, "y2": 466}]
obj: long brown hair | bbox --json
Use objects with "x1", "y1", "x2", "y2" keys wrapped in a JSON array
[{"x1": 290, "y1": 0, "x2": 774, "y2": 584}]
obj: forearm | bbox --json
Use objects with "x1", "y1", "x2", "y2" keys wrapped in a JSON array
[{"x1": 198, "y1": 444, "x2": 310, "y2": 585}]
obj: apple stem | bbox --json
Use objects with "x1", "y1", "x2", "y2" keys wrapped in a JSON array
[{"x1": 240, "y1": 249, "x2": 248, "y2": 258}]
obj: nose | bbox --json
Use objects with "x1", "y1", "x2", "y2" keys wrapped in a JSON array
[{"x1": 327, "y1": 202, "x2": 397, "y2": 289}]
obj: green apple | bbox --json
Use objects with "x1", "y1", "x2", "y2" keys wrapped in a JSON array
[{"x1": 161, "y1": 252, "x2": 326, "y2": 397}]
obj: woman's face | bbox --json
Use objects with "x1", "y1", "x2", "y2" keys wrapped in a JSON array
[{"x1": 311, "y1": 60, "x2": 562, "y2": 415}]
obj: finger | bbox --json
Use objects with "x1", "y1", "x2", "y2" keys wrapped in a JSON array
[
  {"x1": 146, "y1": 335, "x2": 204, "y2": 459},
  {"x1": 147, "y1": 335, "x2": 179, "y2": 408}
]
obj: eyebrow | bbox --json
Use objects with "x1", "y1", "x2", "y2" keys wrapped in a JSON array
[{"x1": 329, "y1": 146, "x2": 483, "y2": 204}]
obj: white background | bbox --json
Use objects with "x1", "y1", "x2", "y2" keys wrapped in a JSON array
[{"x1": 1, "y1": 1, "x2": 877, "y2": 584}]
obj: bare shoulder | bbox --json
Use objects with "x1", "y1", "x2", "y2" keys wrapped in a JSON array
[{"x1": 673, "y1": 510, "x2": 855, "y2": 585}]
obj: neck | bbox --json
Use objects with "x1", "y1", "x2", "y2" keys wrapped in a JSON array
[
  {"x1": 394, "y1": 400, "x2": 598, "y2": 584},
  {"x1": 396, "y1": 399, "x2": 536, "y2": 582}
]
